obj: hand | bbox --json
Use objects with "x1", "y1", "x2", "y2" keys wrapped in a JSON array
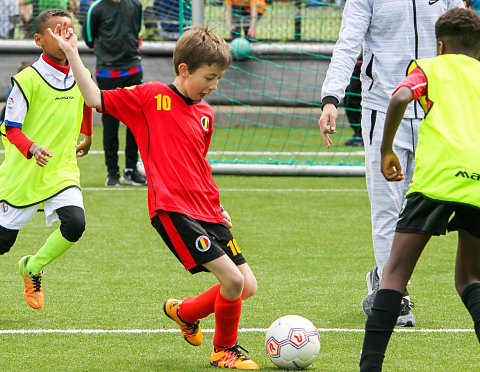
[
  {"x1": 221, "y1": 206, "x2": 232, "y2": 229},
  {"x1": 48, "y1": 22, "x2": 78, "y2": 55},
  {"x1": 76, "y1": 135, "x2": 92, "y2": 157},
  {"x1": 381, "y1": 150, "x2": 404, "y2": 181},
  {"x1": 247, "y1": 25, "x2": 256, "y2": 39},
  {"x1": 33, "y1": 146, "x2": 52, "y2": 167},
  {"x1": 318, "y1": 103, "x2": 338, "y2": 148}
]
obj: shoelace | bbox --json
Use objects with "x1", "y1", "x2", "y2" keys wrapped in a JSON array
[
  {"x1": 29, "y1": 273, "x2": 42, "y2": 292},
  {"x1": 182, "y1": 321, "x2": 200, "y2": 336},
  {"x1": 227, "y1": 344, "x2": 250, "y2": 361}
]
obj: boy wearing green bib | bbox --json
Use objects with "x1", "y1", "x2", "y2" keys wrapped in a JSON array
[
  {"x1": 0, "y1": 9, "x2": 92, "y2": 310},
  {"x1": 360, "y1": 8, "x2": 480, "y2": 370}
]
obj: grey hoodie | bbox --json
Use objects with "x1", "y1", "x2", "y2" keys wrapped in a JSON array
[{"x1": 321, "y1": 0, "x2": 464, "y2": 118}]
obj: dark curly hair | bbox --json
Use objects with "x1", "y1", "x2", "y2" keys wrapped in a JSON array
[
  {"x1": 435, "y1": 8, "x2": 480, "y2": 54},
  {"x1": 36, "y1": 9, "x2": 71, "y2": 34}
]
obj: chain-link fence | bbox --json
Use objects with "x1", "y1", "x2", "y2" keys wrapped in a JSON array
[{"x1": 1, "y1": 0, "x2": 343, "y2": 41}]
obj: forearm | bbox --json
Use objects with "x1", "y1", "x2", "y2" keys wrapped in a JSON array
[
  {"x1": 381, "y1": 87, "x2": 413, "y2": 153},
  {"x1": 5, "y1": 126, "x2": 34, "y2": 158},
  {"x1": 65, "y1": 49, "x2": 102, "y2": 108}
]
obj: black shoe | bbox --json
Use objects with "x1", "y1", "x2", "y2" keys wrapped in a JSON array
[
  {"x1": 105, "y1": 173, "x2": 121, "y2": 187},
  {"x1": 345, "y1": 137, "x2": 364, "y2": 147},
  {"x1": 121, "y1": 169, "x2": 147, "y2": 186}
]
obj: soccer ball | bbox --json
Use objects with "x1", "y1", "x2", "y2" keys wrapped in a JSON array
[
  {"x1": 265, "y1": 315, "x2": 320, "y2": 370},
  {"x1": 230, "y1": 37, "x2": 251, "y2": 61}
]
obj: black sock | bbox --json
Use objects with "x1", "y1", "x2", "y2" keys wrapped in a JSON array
[
  {"x1": 360, "y1": 289, "x2": 403, "y2": 372},
  {"x1": 461, "y1": 282, "x2": 480, "y2": 344}
]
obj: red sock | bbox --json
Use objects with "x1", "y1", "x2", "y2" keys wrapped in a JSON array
[
  {"x1": 178, "y1": 283, "x2": 221, "y2": 324},
  {"x1": 213, "y1": 292, "x2": 242, "y2": 350}
]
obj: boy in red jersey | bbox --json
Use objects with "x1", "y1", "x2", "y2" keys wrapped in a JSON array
[{"x1": 51, "y1": 24, "x2": 260, "y2": 370}]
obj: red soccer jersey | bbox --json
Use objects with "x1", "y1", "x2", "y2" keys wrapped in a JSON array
[{"x1": 101, "y1": 82, "x2": 223, "y2": 223}]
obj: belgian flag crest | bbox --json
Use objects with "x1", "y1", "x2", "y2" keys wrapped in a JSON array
[
  {"x1": 200, "y1": 116, "x2": 209, "y2": 132},
  {"x1": 195, "y1": 235, "x2": 211, "y2": 252}
]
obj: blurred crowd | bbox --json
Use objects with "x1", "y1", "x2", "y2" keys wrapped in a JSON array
[{"x1": 0, "y1": 0, "x2": 349, "y2": 41}]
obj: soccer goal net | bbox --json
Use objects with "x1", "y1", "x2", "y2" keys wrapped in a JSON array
[
  {"x1": 3, "y1": 0, "x2": 364, "y2": 176},
  {"x1": 201, "y1": 0, "x2": 364, "y2": 176}
]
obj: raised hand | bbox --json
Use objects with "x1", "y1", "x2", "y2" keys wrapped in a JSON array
[{"x1": 48, "y1": 22, "x2": 78, "y2": 54}]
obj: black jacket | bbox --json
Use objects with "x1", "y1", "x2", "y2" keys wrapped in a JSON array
[{"x1": 83, "y1": 0, "x2": 143, "y2": 69}]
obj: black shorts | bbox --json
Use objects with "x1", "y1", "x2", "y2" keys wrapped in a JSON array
[
  {"x1": 151, "y1": 211, "x2": 247, "y2": 274},
  {"x1": 396, "y1": 192, "x2": 480, "y2": 238}
]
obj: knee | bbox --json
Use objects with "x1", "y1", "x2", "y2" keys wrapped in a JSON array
[
  {"x1": 223, "y1": 271, "x2": 245, "y2": 299},
  {"x1": 0, "y1": 226, "x2": 18, "y2": 255},
  {"x1": 242, "y1": 274, "x2": 257, "y2": 300},
  {"x1": 58, "y1": 206, "x2": 86, "y2": 242}
]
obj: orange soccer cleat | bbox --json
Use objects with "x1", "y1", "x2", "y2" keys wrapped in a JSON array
[
  {"x1": 210, "y1": 344, "x2": 260, "y2": 370},
  {"x1": 163, "y1": 298, "x2": 203, "y2": 346},
  {"x1": 17, "y1": 255, "x2": 44, "y2": 310}
]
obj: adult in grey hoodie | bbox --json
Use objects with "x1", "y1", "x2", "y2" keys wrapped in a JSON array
[{"x1": 318, "y1": 0, "x2": 464, "y2": 326}]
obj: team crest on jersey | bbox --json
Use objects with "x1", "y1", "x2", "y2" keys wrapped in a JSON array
[
  {"x1": 195, "y1": 235, "x2": 211, "y2": 252},
  {"x1": 1, "y1": 203, "x2": 8, "y2": 213},
  {"x1": 7, "y1": 96, "x2": 14, "y2": 106},
  {"x1": 200, "y1": 116, "x2": 209, "y2": 132}
]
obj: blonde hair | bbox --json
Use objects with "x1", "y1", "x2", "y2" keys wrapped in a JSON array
[{"x1": 173, "y1": 25, "x2": 232, "y2": 75}]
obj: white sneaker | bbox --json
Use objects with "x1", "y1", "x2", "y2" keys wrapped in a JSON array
[
  {"x1": 366, "y1": 266, "x2": 380, "y2": 294},
  {"x1": 396, "y1": 297, "x2": 416, "y2": 327},
  {"x1": 362, "y1": 266, "x2": 380, "y2": 316}
]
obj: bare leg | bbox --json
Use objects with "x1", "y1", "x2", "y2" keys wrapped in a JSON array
[
  {"x1": 380, "y1": 232, "x2": 431, "y2": 292},
  {"x1": 455, "y1": 229, "x2": 480, "y2": 295},
  {"x1": 360, "y1": 232, "x2": 431, "y2": 371},
  {"x1": 203, "y1": 255, "x2": 245, "y2": 299}
]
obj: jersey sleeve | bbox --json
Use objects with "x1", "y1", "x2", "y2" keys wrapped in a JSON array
[
  {"x1": 100, "y1": 84, "x2": 145, "y2": 130},
  {"x1": 6, "y1": 126, "x2": 34, "y2": 159},
  {"x1": 80, "y1": 105, "x2": 93, "y2": 136},
  {"x1": 393, "y1": 66, "x2": 427, "y2": 101},
  {"x1": 4, "y1": 84, "x2": 27, "y2": 129}
]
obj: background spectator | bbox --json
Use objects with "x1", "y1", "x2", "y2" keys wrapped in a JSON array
[
  {"x1": 225, "y1": 0, "x2": 266, "y2": 41},
  {"x1": 144, "y1": 0, "x2": 192, "y2": 41},
  {"x1": 17, "y1": 0, "x2": 33, "y2": 38},
  {"x1": 0, "y1": 0, "x2": 19, "y2": 39},
  {"x1": 83, "y1": 0, "x2": 147, "y2": 186}
]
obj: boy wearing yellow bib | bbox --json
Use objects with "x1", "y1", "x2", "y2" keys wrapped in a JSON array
[
  {"x1": 0, "y1": 9, "x2": 92, "y2": 310},
  {"x1": 360, "y1": 8, "x2": 480, "y2": 370}
]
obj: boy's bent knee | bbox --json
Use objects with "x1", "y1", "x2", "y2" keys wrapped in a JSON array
[
  {"x1": 57, "y1": 206, "x2": 86, "y2": 242},
  {"x1": 242, "y1": 276, "x2": 258, "y2": 299},
  {"x1": 0, "y1": 225, "x2": 18, "y2": 255},
  {"x1": 221, "y1": 271, "x2": 245, "y2": 299}
]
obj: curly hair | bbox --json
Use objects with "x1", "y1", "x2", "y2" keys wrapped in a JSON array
[
  {"x1": 173, "y1": 25, "x2": 232, "y2": 75},
  {"x1": 36, "y1": 9, "x2": 71, "y2": 35},
  {"x1": 435, "y1": 8, "x2": 480, "y2": 53}
]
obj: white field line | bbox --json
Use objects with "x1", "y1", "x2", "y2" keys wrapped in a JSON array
[
  {"x1": 0, "y1": 150, "x2": 365, "y2": 157},
  {"x1": 81, "y1": 188, "x2": 367, "y2": 192},
  {"x1": 0, "y1": 328, "x2": 473, "y2": 335}
]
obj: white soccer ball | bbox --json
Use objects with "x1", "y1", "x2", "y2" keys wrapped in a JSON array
[{"x1": 265, "y1": 315, "x2": 321, "y2": 370}]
